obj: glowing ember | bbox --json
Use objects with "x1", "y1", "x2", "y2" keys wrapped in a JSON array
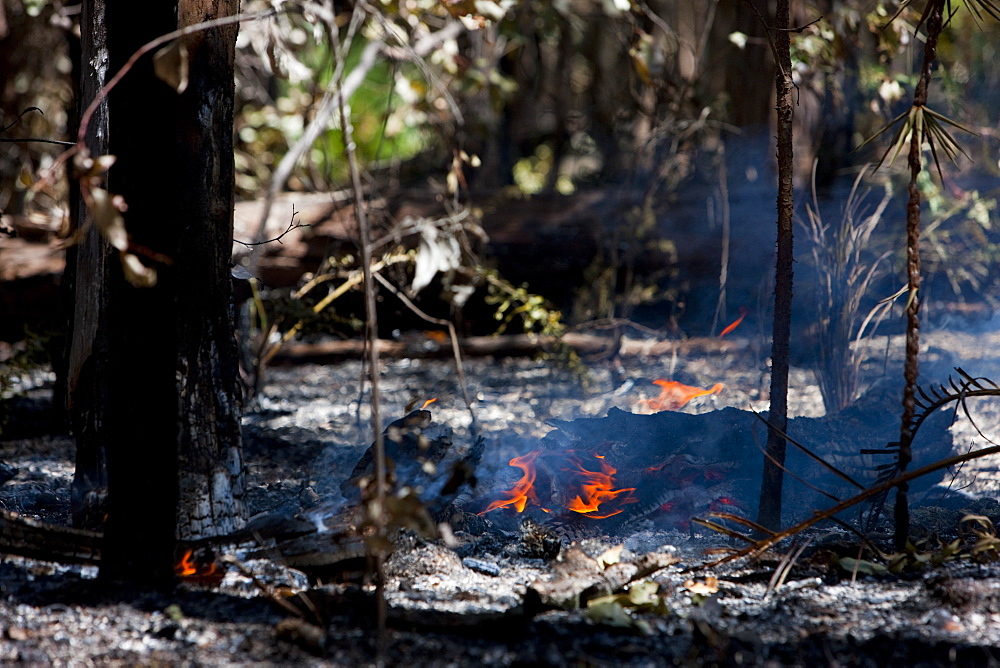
[
  {"x1": 565, "y1": 455, "x2": 638, "y2": 519},
  {"x1": 637, "y1": 380, "x2": 724, "y2": 412},
  {"x1": 718, "y1": 306, "x2": 749, "y2": 337},
  {"x1": 479, "y1": 450, "x2": 541, "y2": 514}
]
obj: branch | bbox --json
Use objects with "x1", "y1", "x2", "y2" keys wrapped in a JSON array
[
  {"x1": 706, "y1": 442, "x2": 1000, "y2": 568},
  {"x1": 233, "y1": 205, "x2": 309, "y2": 248},
  {"x1": 35, "y1": 5, "x2": 289, "y2": 192},
  {"x1": 0, "y1": 138, "x2": 75, "y2": 146}
]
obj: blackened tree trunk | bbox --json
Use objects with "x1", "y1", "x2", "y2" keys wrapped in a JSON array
[
  {"x1": 68, "y1": 0, "x2": 244, "y2": 584},
  {"x1": 756, "y1": 0, "x2": 795, "y2": 531}
]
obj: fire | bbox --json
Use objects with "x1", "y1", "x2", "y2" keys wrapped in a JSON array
[
  {"x1": 421, "y1": 397, "x2": 438, "y2": 410},
  {"x1": 174, "y1": 548, "x2": 221, "y2": 583},
  {"x1": 176, "y1": 549, "x2": 198, "y2": 577},
  {"x1": 481, "y1": 451, "x2": 637, "y2": 520},
  {"x1": 479, "y1": 450, "x2": 541, "y2": 514},
  {"x1": 637, "y1": 380, "x2": 724, "y2": 412},
  {"x1": 718, "y1": 306, "x2": 749, "y2": 337},
  {"x1": 565, "y1": 455, "x2": 637, "y2": 519}
]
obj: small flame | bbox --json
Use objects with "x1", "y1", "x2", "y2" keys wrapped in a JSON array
[
  {"x1": 175, "y1": 549, "x2": 197, "y2": 577},
  {"x1": 421, "y1": 397, "x2": 438, "y2": 410},
  {"x1": 718, "y1": 306, "x2": 749, "y2": 337},
  {"x1": 174, "y1": 548, "x2": 220, "y2": 582},
  {"x1": 479, "y1": 450, "x2": 541, "y2": 514},
  {"x1": 566, "y1": 455, "x2": 638, "y2": 519},
  {"x1": 637, "y1": 380, "x2": 724, "y2": 413}
]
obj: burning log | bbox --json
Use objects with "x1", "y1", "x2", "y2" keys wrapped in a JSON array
[{"x1": 472, "y1": 382, "x2": 955, "y2": 534}]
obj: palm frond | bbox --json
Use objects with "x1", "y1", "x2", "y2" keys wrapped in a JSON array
[{"x1": 862, "y1": 104, "x2": 976, "y2": 178}]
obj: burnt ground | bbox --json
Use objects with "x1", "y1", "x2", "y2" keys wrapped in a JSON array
[{"x1": 3, "y1": 327, "x2": 1000, "y2": 665}]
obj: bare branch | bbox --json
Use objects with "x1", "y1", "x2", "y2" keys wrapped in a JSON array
[{"x1": 233, "y1": 205, "x2": 309, "y2": 249}]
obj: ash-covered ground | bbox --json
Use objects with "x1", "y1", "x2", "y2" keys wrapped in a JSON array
[{"x1": 3, "y1": 328, "x2": 1000, "y2": 665}]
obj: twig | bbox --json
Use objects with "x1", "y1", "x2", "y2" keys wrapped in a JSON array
[
  {"x1": 372, "y1": 273, "x2": 476, "y2": 423},
  {"x1": 705, "y1": 442, "x2": 1000, "y2": 568},
  {"x1": 0, "y1": 107, "x2": 75, "y2": 146},
  {"x1": 34, "y1": 5, "x2": 287, "y2": 193},
  {"x1": 330, "y1": 9, "x2": 388, "y2": 652},
  {"x1": 0, "y1": 138, "x2": 75, "y2": 146},
  {"x1": 251, "y1": 7, "x2": 368, "y2": 245},
  {"x1": 233, "y1": 205, "x2": 308, "y2": 248}
]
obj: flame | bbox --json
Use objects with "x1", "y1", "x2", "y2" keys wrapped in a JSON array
[
  {"x1": 637, "y1": 380, "x2": 724, "y2": 412},
  {"x1": 566, "y1": 455, "x2": 638, "y2": 519},
  {"x1": 480, "y1": 451, "x2": 638, "y2": 520},
  {"x1": 718, "y1": 306, "x2": 749, "y2": 337},
  {"x1": 175, "y1": 549, "x2": 197, "y2": 577},
  {"x1": 421, "y1": 397, "x2": 438, "y2": 410},
  {"x1": 479, "y1": 450, "x2": 541, "y2": 514},
  {"x1": 174, "y1": 548, "x2": 219, "y2": 581}
]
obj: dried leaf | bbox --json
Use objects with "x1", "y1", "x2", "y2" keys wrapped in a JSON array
[
  {"x1": 89, "y1": 187, "x2": 128, "y2": 251},
  {"x1": 597, "y1": 544, "x2": 624, "y2": 569},
  {"x1": 585, "y1": 595, "x2": 634, "y2": 626},
  {"x1": 154, "y1": 40, "x2": 189, "y2": 94},
  {"x1": 682, "y1": 576, "x2": 719, "y2": 595},
  {"x1": 627, "y1": 579, "x2": 659, "y2": 606},
  {"x1": 584, "y1": 595, "x2": 652, "y2": 634},
  {"x1": 837, "y1": 556, "x2": 888, "y2": 576},
  {"x1": 412, "y1": 221, "x2": 462, "y2": 295},
  {"x1": 121, "y1": 253, "x2": 157, "y2": 288}
]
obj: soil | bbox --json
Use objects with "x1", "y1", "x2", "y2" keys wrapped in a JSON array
[{"x1": 3, "y1": 327, "x2": 1000, "y2": 666}]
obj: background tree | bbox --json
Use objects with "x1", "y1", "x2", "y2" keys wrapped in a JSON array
[{"x1": 66, "y1": 0, "x2": 244, "y2": 584}]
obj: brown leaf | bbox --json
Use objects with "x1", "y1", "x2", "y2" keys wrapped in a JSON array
[
  {"x1": 154, "y1": 40, "x2": 189, "y2": 94},
  {"x1": 121, "y1": 253, "x2": 157, "y2": 288},
  {"x1": 89, "y1": 187, "x2": 128, "y2": 251},
  {"x1": 682, "y1": 575, "x2": 719, "y2": 595}
]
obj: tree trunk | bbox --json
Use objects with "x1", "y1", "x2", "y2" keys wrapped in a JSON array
[
  {"x1": 756, "y1": 0, "x2": 795, "y2": 531},
  {"x1": 68, "y1": 0, "x2": 244, "y2": 585},
  {"x1": 895, "y1": 0, "x2": 943, "y2": 552}
]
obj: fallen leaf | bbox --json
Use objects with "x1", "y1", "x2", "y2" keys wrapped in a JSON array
[
  {"x1": 682, "y1": 575, "x2": 719, "y2": 595},
  {"x1": 597, "y1": 544, "x2": 624, "y2": 569}
]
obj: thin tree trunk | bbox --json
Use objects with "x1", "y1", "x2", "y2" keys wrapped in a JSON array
[
  {"x1": 756, "y1": 0, "x2": 795, "y2": 531},
  {"x1": 894, "y1": 0, "x2": 943, "y2": 551}
]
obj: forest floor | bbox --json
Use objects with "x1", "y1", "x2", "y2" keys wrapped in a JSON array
[{"x1": 3, "y1": 324, "x2": 1000, "y2": 665}]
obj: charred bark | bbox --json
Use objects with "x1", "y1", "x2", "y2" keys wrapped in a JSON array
[
  {"x1": 67, "y1": 0, "x2": 244, "y2": 585},
  {"x1": 756, "y1": 0, "x2": 795, "y2": 531},
  {"x1": 68, "y1": 0, "x2": 112, "y2": 530}
]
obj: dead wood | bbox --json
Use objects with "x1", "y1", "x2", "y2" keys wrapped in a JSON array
[
  {"x1": 0, "y1": 508, "x2": 101, "y2": 565},
  {"x1": 702, "y1": 442, "x2": 1000, "y2": 568},
  {"x1": 270, "y1": 333, "x2": 748, "y2": 364}
]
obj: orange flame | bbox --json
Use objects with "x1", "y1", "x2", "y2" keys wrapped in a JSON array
[
  {"x1": 637, "y1": 380, "x2": 724, "y2": 412},
  {"x1": 566, "y1": 455, "x2": 638, "y2": 519},
  {"x1": 174, "y1": 549, "x2": 220, "y2": 582},
  {"x1": 421, "y1": 397, "x2": 438, "y2": 410},
  {"x1": 479, "y1": 450, "x2": 541, "y2": 514},
  {"x1": 175, "y1": 549, "x2": 197, "y2": 577},
  {"x1": 719, "y1": 306, "x2": 749, "y2": 337}
]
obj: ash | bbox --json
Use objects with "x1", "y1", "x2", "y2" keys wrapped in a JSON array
[{"x1": 3, "y1": 334, "x2": 1000, "y2": 664}]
